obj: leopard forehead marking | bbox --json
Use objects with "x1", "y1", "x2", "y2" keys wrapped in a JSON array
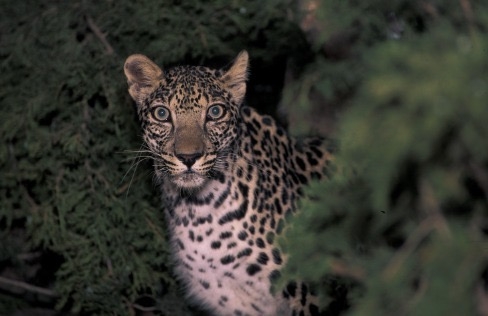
[
  {"x1": 153, "y1": 66, "x2": 227, "y2": 114},
  {"x1": 124, "y1": 50, "x2": 332, "y2": 316}
]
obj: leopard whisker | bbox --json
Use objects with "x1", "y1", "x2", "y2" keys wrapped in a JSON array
[{"x1": 119, "y1": 145, "x2": 156, "y2": 198}]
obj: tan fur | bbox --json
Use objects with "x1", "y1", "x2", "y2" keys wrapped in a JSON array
[
  {"x1": 221, "y1": 51, "x2": 249, "y2": 104},
  {"x1": 124, "y1": 54, "x2": 164, "y2": 103}
]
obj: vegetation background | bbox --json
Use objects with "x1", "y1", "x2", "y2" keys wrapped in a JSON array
[{"x1": 1, "y1": 0, "x2": 487, "y2": 315}]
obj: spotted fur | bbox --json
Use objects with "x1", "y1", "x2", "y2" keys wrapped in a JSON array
[{"x1": 124, "y1": 51, "x2": 333, "y2": 316}]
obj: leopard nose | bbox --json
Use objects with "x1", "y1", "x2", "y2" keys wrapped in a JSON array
[{"x1": 176, "y1": 152, "x2": 203, "y2": 168}]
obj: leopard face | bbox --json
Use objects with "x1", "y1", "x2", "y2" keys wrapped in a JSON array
[{"x1": 124, "y1": 52, "x2": 248, "y2": 189}]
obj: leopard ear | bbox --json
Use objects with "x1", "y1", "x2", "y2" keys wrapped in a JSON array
[
  {"x1": 221, "y1": 50, "x2": 249, "y2": 105},
  {"x1": 124, "y1": 54, "x2": 164, "y2": 104}
]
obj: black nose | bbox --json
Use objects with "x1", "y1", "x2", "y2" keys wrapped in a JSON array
[{"x1": 176, "y1": 152, "x2": 203, "y2": 168}]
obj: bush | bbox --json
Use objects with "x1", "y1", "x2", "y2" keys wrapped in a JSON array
[
  {"x1": 282, "y1": 1, "x2": 488, "y2": 315},
  {"x1": 0, "y1": 0, "x2": 303, "y2": 314},
  {"x1": 2, "y1": 0, "x2": 487, "y2": 315}
]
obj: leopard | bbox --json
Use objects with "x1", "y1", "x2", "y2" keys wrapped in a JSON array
[{"x1": 124, "y1": 50, "x2": 334, "y2": 316}]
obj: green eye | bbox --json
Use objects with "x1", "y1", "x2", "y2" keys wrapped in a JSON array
[
  {"x1": 152, "y1": 106, "x2": 170, "y2": 121},
  {"x1": 207, "y1": 104, "x2": 225, "y2": 120}
]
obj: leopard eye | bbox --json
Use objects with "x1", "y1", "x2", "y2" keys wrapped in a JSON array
[
  {"x1": 152, "y1": 106, "x2": 170, "y2": 122},
  {"x1": 207, "y1": 104, "x2": 225, "y2": 120}
]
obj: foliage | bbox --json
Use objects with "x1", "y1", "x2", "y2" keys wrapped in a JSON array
[
  {"x1": 0, "y1": 0, "x2": 302, "y2": 314},
  {"x1": 2, "y1": 0, "x2": 487, "y2": 315},
  {"x1": 282, "y1": 1, "x2": 488, "y2": 315}
]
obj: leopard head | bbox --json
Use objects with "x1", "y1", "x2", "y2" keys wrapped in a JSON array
[{"x1": 124, "y1": 51, "x2": 249, "y2": 190}]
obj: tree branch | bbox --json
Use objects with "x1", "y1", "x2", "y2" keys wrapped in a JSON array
[
  {"x1": 0, "y1": 276, "x2": 57, "y2": 297},
  {"x1": 86, "y1": 16, "x2": 114, "y2": 55}
]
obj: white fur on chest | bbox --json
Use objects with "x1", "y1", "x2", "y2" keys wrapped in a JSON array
[{"x1": 164, "y1": 180, "x2": 286, "y2": 316}]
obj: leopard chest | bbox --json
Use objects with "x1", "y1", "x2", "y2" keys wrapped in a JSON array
[{"x1": 163, "y1": 175, "x2": 289, "y2": 315}]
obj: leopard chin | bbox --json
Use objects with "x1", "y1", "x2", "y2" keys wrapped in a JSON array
[{"x1": 172, "y1": 171, "x2": 207, "y2": 189}]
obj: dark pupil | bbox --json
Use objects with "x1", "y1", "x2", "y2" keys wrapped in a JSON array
[
  {"x1": 212, "y1": 107, "x2": 220, "y2": 116},
  {"x1": 158, "y1": 108, "x2": 166, "y2": 118}
]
